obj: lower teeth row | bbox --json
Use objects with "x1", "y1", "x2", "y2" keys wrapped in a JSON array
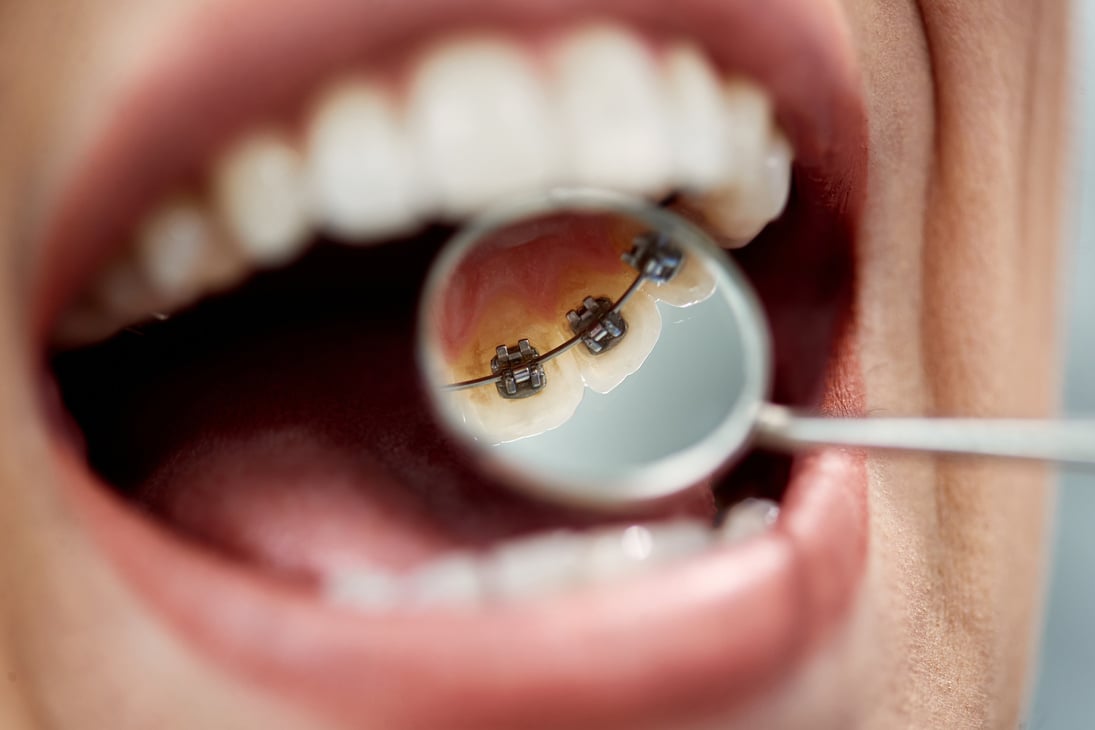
[{"x1": 325, "y1": 498, "x2": 778, "y2": 612}]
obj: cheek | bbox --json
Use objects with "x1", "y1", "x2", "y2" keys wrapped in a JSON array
[{"x1": 830, "y1": 0, "x2": 1065, "y2": 720}]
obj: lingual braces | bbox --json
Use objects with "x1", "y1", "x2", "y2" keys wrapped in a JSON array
[{"x1": 444, "y1": 231, "x2": 684, "y2": 400}]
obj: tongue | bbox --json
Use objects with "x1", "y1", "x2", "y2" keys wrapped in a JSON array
[{"x1": 56, "y1": 233, "x2": 714, "y2": 583}]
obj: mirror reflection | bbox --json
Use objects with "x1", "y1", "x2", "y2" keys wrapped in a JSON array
[{"x1": 418, "y1": 197, "x2": 769, "y2": 504}]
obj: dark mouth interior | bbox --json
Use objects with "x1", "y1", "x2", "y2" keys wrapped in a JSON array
[{"x1": 48, "y1": 183, "x2": 850, "y2": 583}]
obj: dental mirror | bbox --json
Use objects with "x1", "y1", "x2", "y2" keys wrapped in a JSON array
[{"x1": 417, "y1": 188, "x2": 1095, "y2": 510}]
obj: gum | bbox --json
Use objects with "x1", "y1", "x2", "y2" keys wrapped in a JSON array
[{"x1": 433, "y1": 212, "x2": 642, "y2": 382}]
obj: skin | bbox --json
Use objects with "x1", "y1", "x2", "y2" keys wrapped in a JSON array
[{"x1": 0, "y1": 0, "x2": 1070, "y2": 728}]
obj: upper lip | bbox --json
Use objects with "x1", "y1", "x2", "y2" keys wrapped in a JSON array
[{"x1": 32, "y1": 0, "x2": 869, "y2": 727}]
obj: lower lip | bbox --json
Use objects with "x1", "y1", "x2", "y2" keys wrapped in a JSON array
[{"x1": 51, "y1": 427, "x2": 866, "y2": 728}]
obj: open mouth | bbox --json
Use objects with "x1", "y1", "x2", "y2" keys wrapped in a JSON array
[{"x1": 31, "y1": 1, "x2": 868, "y2": 727}]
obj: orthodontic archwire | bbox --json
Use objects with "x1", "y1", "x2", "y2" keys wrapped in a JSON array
[{"x1": 442, "y1": 231, "x2": 685, "y2": 400}]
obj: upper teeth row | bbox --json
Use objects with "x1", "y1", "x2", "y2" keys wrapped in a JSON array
[{"x1": 56, "y1": 23, "x2": 792, "y2": 348}]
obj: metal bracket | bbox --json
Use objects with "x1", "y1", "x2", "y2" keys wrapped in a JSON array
[
  {"x1": 566, "y1": 296, "x2": 629, "y2": 355},
  {"x1": 623, "y1": 231, "x2": 683, "y2": 284},
  {"x1": 443, "y1": 229, "x2": 687, "y2": 398},
  {"x1": 491, "y1": 339, "x2": 547, "y2": 399}
]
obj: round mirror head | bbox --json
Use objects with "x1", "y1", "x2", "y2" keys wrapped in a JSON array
[{"x1": 417, "y1": 189, "x2": 772, "y2": 509}]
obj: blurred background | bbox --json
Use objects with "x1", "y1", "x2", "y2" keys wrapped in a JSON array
[{"x1": 1028, "y1": 3, "x2": 1095, "y2": 726}]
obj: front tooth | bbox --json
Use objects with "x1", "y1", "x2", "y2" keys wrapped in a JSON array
[
  {"x1": 584, "y1": 520, "x2": 712, "y2": 584},
  {"x1": 483, "y1": 530, "x2": 591, "y2": 602},
  {"x1": 664, "y1": 43, "x2": 732, "y2": 191},
  {"x1": 403, "y1": 554, "x2": 484, "y2": 609},
  {"x1": 719, "y1": 498, "x2": 780, "y2": 544},
  {"x1": 53, "y1": 304, "x2": 122, "y2": 349},
  {"x1": 92, "y1": 256, "x2": 165, "y2": 324},
  {"x1": 698, "y1": 131, "x2": 793, "y2": 243},
  {"x1": 214, "y1": 132, "x2": 310, "y2": 266},
  {"x1": 306, "y1": 82, "x2": 422, "y2": 240},
  {"x1": 647, "y1": 245, "x2": 717, "y2": 309},
  {"x1": 409, "y1": 37, "x2": 559, "y2": 218},
  {"x1": 445, "y1": 345, "x2": 586, "y2": 445},
  {"x1": 553, "y1": 25, "x2": 672, "y2": 194},
  {"x1": 136, "y1": 199, "x2": 245, "y2": 305},
  {"x1": 573, "y1": 290, "x2": 661, "y2": 395},
  {"x1": 325, "y1": 569, "x2": 402, "y2": 612}
]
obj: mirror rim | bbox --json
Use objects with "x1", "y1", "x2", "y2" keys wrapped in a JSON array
[{"x1": 416, "y1": 187, "x2": 773, "y2": 509}]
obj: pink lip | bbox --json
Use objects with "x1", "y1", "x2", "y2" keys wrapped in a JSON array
[
  {"x1": 62, "y1": 446, "x2": 867, "y2": 728},
  {"x1": 31, "y1": 0, "x2": 869, "y2": 726}
]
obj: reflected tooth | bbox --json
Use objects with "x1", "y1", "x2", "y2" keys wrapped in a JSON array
[
  {"x1": 410, "y1": 37, "x2": 559, "y2": 218},
  {"x1": 739, "y1": 132, "x2": 793, "y2": 234},
  {"x1": 404, "y1": 554, "x2": 484, "y2": 609},
  {"x1": 447, "y1": 346, "x2": 585, "y2": 445},
  {"x1": 484, "y1": 531, "x2": 590, "y2": 602},
  {"x1": 648, "y1": 248, "x2": 717, "y2": 309},
  {"x1": 647, "y1": 520, "x2": 714, "y2": 560},
  {"x1": 306, "y1": 82, "x2": 422, "y2": 239},
  {"x1": 554, "y1": 25, "x2": 671, "y2": 193},
  {"x1": 573, "y1": 290, "x2": 661, "y2": 395},
  {"x1": 137, "y1": 199, "x2": 245, "y2": 305},
  {"x1": 214, "y1": 132, "x2": 310, "y2": 266},
  {"x1": 719, "y1": 498, "x2": 780, "y2": 544},
  {"x1": 585, "y1": 520, "x2": 711, "y2": 584},
  {"x1": 664, "y1": 43, "x2": 732, "y2": 191},
  {"x1": 325, "y1": 569, "x2": 402, "y2": 612}
]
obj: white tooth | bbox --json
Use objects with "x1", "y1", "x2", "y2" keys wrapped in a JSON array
[
  {"x1": 663, "y1": 43, "x2": 732, "y2": 191},
  {"x1": 723, "y1": 80, "x2": 773, "y2": 189},
  {"x1": 136, "y1": 199, "x2": 245, "y2": 304},
  {"x1": 445, "y1": 346, "x2": 586, "y2": 445},
  {"x1": 618, "y1": 525, "x2": 654, "y2": 560},
  {"x1": 585, "y1": 520, "x2": 712, "y2": 584},
  {"x1": 698, "y1": 131, "x2": 792, "y2": 243},
  {"x1": 214, "y1": 132, "x2": 310, "y2": 266},
  {"x1": 483, "y1": 530, "x2": 590, "y2": 602},
  {"x1": 719, "y1": 498, "x2": 780, "y2": 544},
  {"x1": 404, "y1": 554, "x2": 484, "y2": 609},
  {"x1": 573, "y1": 290, "x2": 661, "y2": 395},
  {"x1": 649, "y1": 520, "x2": 714, "y2": 559},
  {"x1": 325, "y1": 569, "x2": 402, "y2": 612},
  {"x1": 306, "y1": 82, "x2": 422, "y2": 240},
  {"x1": 648, "y1": 246, "x2": 717, "y2": 309},
  {"x1": 737, "y1": 131, "x2": 793, "y2": 235},
  {"x1": 409, "y1": 37, "x2": 559, "y2": 218},
  {"x1": 52, "y1": 305, "x2": 122, "y2": 348},
  {"x1": 93, "y1": 257, "x2": 164, "y2": 324},
  {"x1": 691, "y1": 79, "x2": 791, "y2": 244},
  {"x1": 553, "y1": 25, "x2": 671, "y2": 193}
]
